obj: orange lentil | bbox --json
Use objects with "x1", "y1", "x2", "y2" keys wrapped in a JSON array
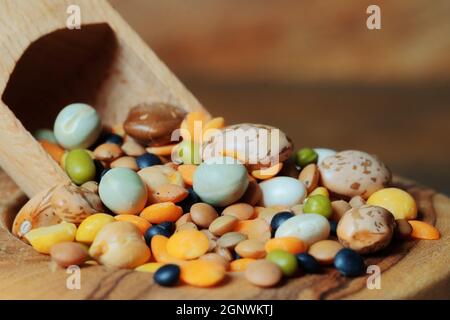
[
  {"x1": 40, "y1": 141, "x2": 64, "y2": 163},
  {"x1": 166, "y1": 230, "x2": 209, "y2": 260},
  {"x1": 234, "y1": 218, "x2": 271, "y2": 242},
  {"x1": 180, "y1": 260, "x2": 226, "y2": 287},
  {"x1": 114, "y1": 215, "x2": 152, "y2": 234},
  {"x1": 146, "y1": 144, "x2": 177, "y2": 156},
  {"x1": 251, "y1": 163, "x2": 283, "y2": 180},
  {"x1": 177, "y1": 164, "x2": 197, "y2": 186},
  {"x1": 229, "y1": 258, "x2": 256, "y2": 272},
  {"x1": 150, "y1": 235, "x2": 183, "y2": 264},
  {"x1": 140, "y1": 202, "x2": 183, "y2": 224},
  {"x1": 265, "y1": 237, "x2": 308, "y2": 255},
  {"x1": 153, "y1": 184, "x2": 188, "y2": 203},
  {"x1": 408, "y1": 220, "x2": 440, "y2": 240}
]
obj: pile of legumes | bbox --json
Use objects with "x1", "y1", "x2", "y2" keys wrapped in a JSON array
[{"x1": 14, "y1": 102, "x2": 440, "y2": 288}]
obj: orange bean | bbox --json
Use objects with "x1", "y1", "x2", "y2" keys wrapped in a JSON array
[
  {"x1": 251, "y1": 163, "x2": 283, "y2": 180},
  {"x1": 408, "y1": 220, "x2": 440, "y2": 240},
  {"x1": 234, "y1": 219, "x2": 271, "y2": 242},
  {"x1": 180, "y1": 260, "x2": 226, "y2": 287},
  {"x1": 150, "y1": 235, "x2": 184, "y2": 264},
  {"x1": 114, "y1": 215, "x2": 152, "y2": 234},
  {"x1": 229, "y1": 258, "x2": 256, "y2": 272},
  {"x1": 40, "y1": 141, "x2": 65, "y2": 163},
  {"x1": 265, "y1": 237, "x2": 308, "y2": 254},
  {"x1": 146, "y1": 144, "x2": 177, "y2": 156},
  {"x1": 166, "y1": 230, "x2": 209, "y2": 260},
  {"x1": 177, "y1": 164, "x2": 197, "y2": 186},
  {"x1": 182, "y1": 111, "x2": 210, "y2": 142},
  {"x1": 140, "y1": 202, "x2": 183, "y2": 224}
]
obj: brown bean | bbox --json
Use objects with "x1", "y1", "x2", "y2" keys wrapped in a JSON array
[
  {"x1": 245, "y1": 260, "x2": 282, "y2": 287},
  {"x1": 50, "y1": 242, "x2": 88, "y2": 267},
  {"x1": 222, "y1": 203, "x2": 254, "y2": 220},
  {"x1": 121, "y1": 136, "x2": 146, "y2": 156},
  {"x1": 235, "y1": 239, "x2": 266, "y2": 259},
  {"x1": 214, "y1": 246, "x2": 233, "y2": 262},
  {"x1": 308, "y1": 240, "x2": 343, "y2": 265},
  {"x1": 217, "y1": 232, "x2": 247, "y2": 249},
  {"x1": 153, "y1": 184, "x2": 188, "y2": 203},
  {"x1": 395, "y1": 219, "x2": 413, "y2": 239},
  {"x1": 331, "y1": 200, "x2": 352, "y2": 222},
  {"x1": 94, "y1": 143, "x2": 123, "y2": 162},
  {"x1": 176, "y1": 213, "x2": 192, "y2": 229},
  {"x1": 190, "y1": 203, "x2": 219, "y2": 228},
  {"x1": 110, "y1": 156, "x2": 139, "y2": 171},
  {"x1": 199, "y1": 253, "x2": 230, "y2": 270},
  {"x1": 349, "y1": 195, "x2": 366, "y2": 208},
  {"x1": 298, "y1": 164, "x2": 319, "y2": 193},
  {"x1": 208, "y1": 215, "x2": 238, "y2": 236},
  {"x1": 239, "y1": 179, "x2": 262, "y2": 206}
]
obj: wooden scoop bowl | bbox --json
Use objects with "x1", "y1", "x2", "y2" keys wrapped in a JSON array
[
  {"x1": 0, "y1": 0, "x2": 207, "y2": 198},
  {"x1": 0, "y1": 0, "x2": 448, "y2": 300}
]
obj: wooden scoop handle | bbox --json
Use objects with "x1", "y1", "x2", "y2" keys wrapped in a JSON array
[{"x1": 0, "y1": 0, "x2": 208, "y2": 198}]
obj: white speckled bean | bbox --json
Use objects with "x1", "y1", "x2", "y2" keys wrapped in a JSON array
[{"x1": 275, "y1": 214, "x2": 330, "y2": 246}]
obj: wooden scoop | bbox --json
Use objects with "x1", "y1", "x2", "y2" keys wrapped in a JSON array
[{"x1": 0, "y1": 0, "x2": 208, "y2": 198}]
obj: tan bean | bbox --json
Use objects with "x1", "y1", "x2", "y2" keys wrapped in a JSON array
[
  {"x1": 235, "y1": 239, "x2": 266, "y2": 259},
  {"x1": 110, "y1": 156, "x2": 139, "y2": 171},
  {"x1": 298, "y1": 163, "x2": 319, "y2": 193},
  {"x1": 176, "y1": 222, "x2": 198, "y2": 232},
  {"x1": 190, "y1": 203, "x2": 219, "y2": 228},
  {"x1": 291, "y1": 204, "x2": 304, "y2": 215},
  {"x1": 217, "y1": 232, "x2": 247, "y2": 249},
  {"x1": 349, "y1": 195, "x2": 366, "y2": 208},
  {"x1": 199, "y1": 253, "x2": 230, "y2": 270},
  {"x1": 245, "y1": 260, "x2": 282, "y2": 287},
  {"x1": 153, "y1": 184, "x2": 188, "y2": 203},
  {"x1": 121, "y1": 136, "x2": 146, "y2": 157},
  {"x1": 80, "y1": 181, "x2": 99, "y2": 194},
  {"x1": 50, "y1": 242, "x2": 88, "y2": 267},
  {"x1": 94, "y1": 143, "x2": 123, "y2": 162},
  {"x1": 331, "y1": 200, "x2": 352, "y2": 222},
  {"x1": 208, "y1": 215, "x2": 238, "y2": 236},
  {"x1": 308, "y1": 240, "x2": 343, "y2": 265},
  {"x1": 255, "y1": 207, "x2": 279, "y2": 225},
  {"x1": 222, "y1": 203, "x2": 254, "y2": 220},
  {"x1": 200, "y1": 229, "x2": 218, "y2": 252},
  {"x1": 176, "y1": 213, "x2": 192, "y2": 229},
  {"x1": 214, "y1": 246, "x2": 233, "y2": 262}
]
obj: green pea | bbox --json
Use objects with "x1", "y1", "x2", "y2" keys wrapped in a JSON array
[
  {"x1": 303, "y1": 194, "x2": 332, "y2": 218},
  {"x1": 266, "y1": 250, "x2": 298, "y2": 277},
  {"x1": 65, "y1": 149, "x2": 96, "y2": 185},
  {"x1": 295, "y1": 148, "x2": 318, "y2": 168},
  {"x1": 178, "y1": 140, "x2": 201, "y2": 165}
]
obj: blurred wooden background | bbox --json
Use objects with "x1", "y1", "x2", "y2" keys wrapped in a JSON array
[{"x1": 108, "y1": 0, "x2": 450, "y2": 194}]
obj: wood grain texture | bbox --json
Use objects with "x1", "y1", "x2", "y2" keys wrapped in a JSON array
[
  {"x1": 0, "y1": 170, "x2": 448, "y2": 300},
  {"x1": 0, "y1": 0, "x2": 206, "y2": 198}
]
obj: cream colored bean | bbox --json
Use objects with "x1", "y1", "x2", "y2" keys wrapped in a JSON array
[
  {"x1": 190, "y1": 203, "x2": 219, "y2": 228},
  {"x1": 121, "y1": 136, "x2": 146, "y2": 156},
  {"x1": 201, "y1": 229, "x2": 218, "y2": 252},
  {"x1": 214, "y1": 246, "x2": 233, "y2": 262},
  {"x1": 222, "y1": 203, "x2": 254, "y2": 220},
  {"x1": 349, "y1": 195, "x2": 366, "y2": 208},
  {"x1": 80, "y1": 181, "x2": 99, "y2": 194},
  {"x1": 176, "y1": 222, "x2": 198, "y2": 232},
  {"x1": 331, "y1": 200, "x2": 352, "y2": 222},
  {"x1": 235, "y1": 239, "x2": 266, "y2": 259},
  {"x1": 217, "y1": 232, "x2": 247, "y2": 249},
  {"x1": 208, "y1": 215, "x2": 238, "y2": 236},
  {"x1": 110, "y1": 156, "x2": 139, "y2": 171}
]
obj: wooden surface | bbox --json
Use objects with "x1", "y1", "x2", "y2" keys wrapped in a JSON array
[
  {"x1": 0, "y1": 170, "x2": 448, "y2": 300},
  {"x1": 0, "y1": 0, "x2": 206, "y2": 198}
]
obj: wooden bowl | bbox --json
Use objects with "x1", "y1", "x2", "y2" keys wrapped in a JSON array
[{"x1": 0, "y1": 170, "x2": 448, "y2": 300}]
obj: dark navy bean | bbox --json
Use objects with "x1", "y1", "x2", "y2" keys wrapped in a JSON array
[
  {"x1": 178, "y1": 188, "x2": 200, "y2": 213},
  {"x1": 144, "y1": 225, "x2": 172, "y2": 245},
  {"x1": 296, "y1": 253, "x2": 321, "y2": 274},
  {"x1": 136, "y1": 153, "x2": 162, "y2": 169},
  {"x1": 329, "y1": 220, "x2": 338, "y2": 237},
  {"x1": 158, "y1": 221, "x2": 175, "y2": 234},
  {"x1": 154, "y1": 264, "x2": 180, "y2": 287},
  {"x1": 270, "y1": 211, "x2": 295, "y2": 236},
  {"x1": 334, "y1": 248, "x2": 365, "y2": 277}
]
